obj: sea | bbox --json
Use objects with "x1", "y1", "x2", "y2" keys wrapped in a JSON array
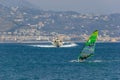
[{"x1": 0, "y1": 42, "x2": 120, "y2": 80}]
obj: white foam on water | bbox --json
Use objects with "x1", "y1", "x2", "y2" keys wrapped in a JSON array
[
  {"x1": 61, "y1": 43, "x2": 77, "y2": 47},
  {"x1": 69, "y1": 59, "x2": 85, "y2": 63},
  {"x1": 69, "y1": 59, "x2": 104, "y2": 63},
  {"x1": 29, "y1": 43, "x2": 77, "y2": 48},
  {"x1": 69, "y1": 60, "x2": 79, "y2": 63},
  {"x1": 88, "y1": 60, "x2": 103, "y2": 63},
  {"x1": 30, "y1": 44, "x2": 55, "y2": 48},
  {"x1": 88, "y1": 59, "x2": 120, "y2": 63}
]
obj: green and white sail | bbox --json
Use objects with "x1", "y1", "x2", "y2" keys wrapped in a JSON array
[{"x1": 78, "y1": 30, "x2": 98, "y2": 61}]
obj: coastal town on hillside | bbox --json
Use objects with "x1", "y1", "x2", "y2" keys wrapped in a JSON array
[
  {"x1": 0, "y1": 29, "x2": 119, "y2": 43},
  {"x1": 0, "y1": 6, "x2": 120, "y2": 43}
]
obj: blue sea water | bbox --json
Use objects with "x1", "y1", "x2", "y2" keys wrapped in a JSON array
[{"x1": 0, "y1": 43, "x2": 120, "y2": 80}]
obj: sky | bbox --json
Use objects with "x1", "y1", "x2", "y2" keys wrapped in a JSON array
[{"x1": 28, "y1": 0, "x2": 120, "y2": 14}]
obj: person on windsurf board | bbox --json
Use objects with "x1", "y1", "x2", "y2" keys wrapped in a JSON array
[{"x1": 78, "y1": 30, "x2": 98, "y2": 62}]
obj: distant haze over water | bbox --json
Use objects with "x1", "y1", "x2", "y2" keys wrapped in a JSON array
[{"x1": 28, "y1": 0, "x2": 120, "y2": 14}]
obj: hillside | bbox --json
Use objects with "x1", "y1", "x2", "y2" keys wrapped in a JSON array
[{"x1": 0, "y1": 3, "x2": 120, "y2": 42}]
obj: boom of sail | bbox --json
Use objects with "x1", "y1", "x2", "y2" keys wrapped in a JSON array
[{"x1": 78, "y1": 30, "x2": 98, "y2": 61}]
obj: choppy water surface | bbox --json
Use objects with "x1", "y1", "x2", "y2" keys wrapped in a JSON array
[{"x1": 0, "y1": 43, "x2": 120, "y2": 80}]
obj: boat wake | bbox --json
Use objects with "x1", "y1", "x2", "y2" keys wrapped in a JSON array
[
  {"x1": 30, "y1": 45, "x2": 55, "y2": 48},
  {"x1": 61, "y1": 43, "x2": 77, "y2": 47},
  {"x1": 30, "y1": 43, "x2": 77, "y2": 48}
]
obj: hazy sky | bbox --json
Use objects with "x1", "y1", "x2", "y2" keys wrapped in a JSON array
[{"x1": 28, "y1": 0, "x2": 120, "y2": 14}]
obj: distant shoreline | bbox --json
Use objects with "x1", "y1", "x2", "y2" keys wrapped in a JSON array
[{"x1": 0, "y1": 41, "x2": 120, "y2": 44}]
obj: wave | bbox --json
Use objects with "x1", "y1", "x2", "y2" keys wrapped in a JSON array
[{"x1": 29, "y1": 43, "x2": 77, "y2": 48}]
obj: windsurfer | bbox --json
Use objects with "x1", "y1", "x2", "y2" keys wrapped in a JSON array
[{"x1": 77, "y1": 30, "x2": 98, "y2": 62}]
